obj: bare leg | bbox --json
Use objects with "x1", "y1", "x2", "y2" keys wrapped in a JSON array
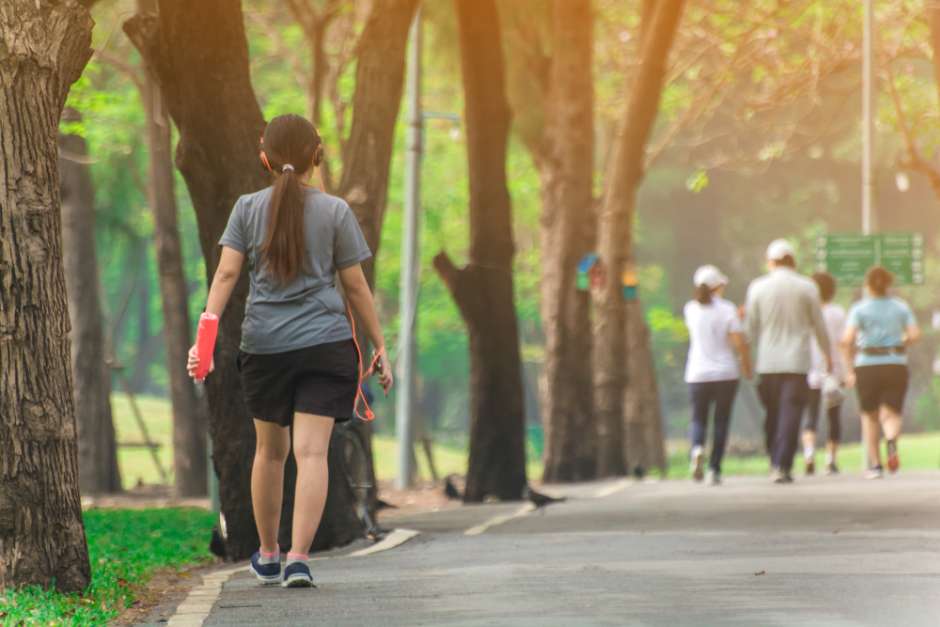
[
  {"x1": 801, "y1": 429, "x2": 816, "y2": 459},
  {"x1": 252, "y1": 419, "x2": 291, "y2": 554},
  {"x1": 826, "y1": 439, "x2": 838, "y2": 465},
  {"x1": 861, "y1": 411, "x2": 881, "y2": 468},
  {"x1": 289, "y1": 412, "x2": 334, "y2": 556},
  {"x1": 879, "y1": 405, "x2": 902, "y2": 441}
]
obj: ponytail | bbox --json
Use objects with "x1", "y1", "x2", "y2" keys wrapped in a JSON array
[
  {"x1": 694, "y1": 283, "x2": 713, "y2": 305},
  {"x1": 261, "y1": 166, "x2": 307, "y2": 284},
  {"x1": 258, "y1": 114, "x2": 322, "y2": 284}
]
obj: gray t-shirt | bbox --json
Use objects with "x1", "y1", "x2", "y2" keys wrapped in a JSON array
[{"x1": 218, "y1": 187, "x2": 372, "y2": 354}]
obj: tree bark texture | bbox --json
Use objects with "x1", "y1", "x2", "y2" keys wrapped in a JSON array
[
  {"x1": 433, "y1": 0, "x2": 527, "y2": 502},
  {"x1": 137, "y1": 0, "x2": 207, "y2": 497},
  {"x1": 622, "y1": 301, "x2": 666, "y2": 475},
  {"x1": 592, "y1": 0, "x2": 684, "y2": 477},
  {"x1": 124, "y1": 0, "x2": 365, "y2": 558},
  {"x1": 539, "y1": 0, "x2": 597, "y2": 483},
  {"x1": 0, "y1": 0, "x2": 93, "y2": 592},
  {"x1": 337, "y1": 0, "x2": 418, "y2": 271},
  {"x1": 332, "y1": 0, "x2": 416, "y2": 514},
  {"x1": 59, "y1": 115, "x2": 122, "y2": 495}
]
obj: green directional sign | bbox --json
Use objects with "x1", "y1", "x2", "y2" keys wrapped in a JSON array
[{"x1": 816, "y1": 233, "x2": 924, "y2": 286}]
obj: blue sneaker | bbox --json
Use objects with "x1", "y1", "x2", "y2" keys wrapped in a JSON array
[
  {"x1": 282, "y1": 560, "x2": 315, "y2": 588},
  {"x1": 249, "y1": 551, "x2": 282, "y2": 584}
]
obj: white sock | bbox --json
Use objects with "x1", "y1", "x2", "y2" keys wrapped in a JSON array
[{"x1": 803, "y1": 444, "x2": 814, "y2": 460}]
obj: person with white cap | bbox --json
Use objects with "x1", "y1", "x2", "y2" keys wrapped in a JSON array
[
  {"x1": 745, "y1": 239, "x2": 832, "y2": 483},
  {"x1": 683, "y1": 265, "x2": 752, "y2": 485}
]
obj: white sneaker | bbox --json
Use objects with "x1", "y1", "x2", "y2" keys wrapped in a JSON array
[
  {"x1": 706, "y1": 469, "x2": 721, "y2": 486},
  {"x1": 690, "y1": 446, "x2": 705, "y2": 482},
  {"x1": 865, "y1": 466, "x2": 884, "y2": 480}
]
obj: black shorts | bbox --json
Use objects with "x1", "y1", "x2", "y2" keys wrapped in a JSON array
[
  {"x1": 237, "y1": 339, "x2": 359, "y2": 427},
  {"x1": 855, "y1": 364, "x2": 908, "y2": 414}
]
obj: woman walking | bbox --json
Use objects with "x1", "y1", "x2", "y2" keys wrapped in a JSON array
[
  {"x1": 187, "y1": 114, "x2": 392, "y2": 587},
  {"x1": 841, "y1": 266, "x2": 919, "y2": 479},
  {"x1": 684, "y1": 265, "x2": 752, "y2": 485},
  {"x1": 802, "y1": 272, "x2": 846, "y2": 475}
]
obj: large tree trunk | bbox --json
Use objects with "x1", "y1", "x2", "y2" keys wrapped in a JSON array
[
  {"x1": 124, "y1": 0, "x2": 398, "y2": 558},
  {"x1": 0, "y1": 0, "x2": 93, "y2": 592},
  {"x1": 592, "y1": 0, "x2": 684, "y2": 477},
  {"x1": 137, "y1": 0, "x2": 207, "y2": 497},
  {"x1": 333, "y1": 0, "x2": 417, "y2": 514},
  {"x1": 539, "y1": 0, "x2": 597, "y2": 483},
  {"x1": 59, "y1": 113, "x2": 123, "y2": 495},
  {"x1": 433, "y1": 0, "x2": 527, "y2": 502},
  {"x1": 622, "y1": 301, "x2": 666, "y2": 476}
]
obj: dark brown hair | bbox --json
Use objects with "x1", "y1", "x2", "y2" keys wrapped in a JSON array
[
  {"x1": 774, "y1": 254, "x2": 796, "y2": 268},
  {"x1": 694, "y1": 284, "x2": 713, "y2": 305},
  {"x1": 865, "y1": 265, "x2": 893, "y2": 297},
  {"x1": 812, "y1": 271, "x2": 836, "y2": 303},
  {"x1": 260, "y1": 114, "x2": 323, "y2": 284}
]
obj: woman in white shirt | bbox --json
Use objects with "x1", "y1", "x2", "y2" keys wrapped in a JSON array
[
  {"x1": 802, "y1": 272, "x2": 846, "y2": 476},
  {"x1": 684, "y1": 265, "x2": 752, "y2": 485}
]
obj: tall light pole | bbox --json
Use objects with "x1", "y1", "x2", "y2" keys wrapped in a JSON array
[
  {"x1": 862, "y1": 0, "x2": 874, "y2": 236},
  {"x1": 396, "y1": 6, "x2": 422, "y2": 489}
]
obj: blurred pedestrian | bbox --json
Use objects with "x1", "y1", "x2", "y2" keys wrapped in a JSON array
[
  {"x1": 802, "y1": 272, "x2": 846, "y2": 475},
  {"x1": 841, "y1": 266, "x2": 920, "y2": 479},
  {"x1": 683, "y1": 265, "x2": 752, "y2": 485},
  {"x1": 745, "y1": 239, "x2": 831, "y2": 484}
]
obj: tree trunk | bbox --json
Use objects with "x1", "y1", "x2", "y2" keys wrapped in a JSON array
[
  {"x1": 137, "y1": 0, "x2": 207, "y2": 497},
  {"x1": 337, "y1": 0, "x2": 418, "y2": 268},
  {"x1": 433, "y1": 0, "x2": 527, "y2": 503},
  {"x1": 538, "y1": 0, "x2": 597, "y2": 483},
  {"x1": 622, "y1": 301, "x2": 666, "y2": 476},
  {"x1": 0, "y1": 0, "x2": 93, "y2": 592},
  {"x1": 130, "y1": 251, "x2": 154, "y2": 393},
  {"x1": 59, "y1": 112, "x2": 123, "y2": 495},
  {"x1": 125, "y1": 0, "x2": 367, "y2": 559},
  {"x1": 334, "y1": 0, "x2": 417, "y2": 514},
  {"x1": 592, "y1": 0, "x2": 684, "y2": 477}
]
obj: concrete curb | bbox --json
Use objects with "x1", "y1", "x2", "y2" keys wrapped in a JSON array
[{"x1": 160, "y1": 527, "x2": 421, "y2": 627}]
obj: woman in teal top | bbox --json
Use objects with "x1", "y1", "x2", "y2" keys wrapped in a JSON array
[{"x1": 841, "y1": 266, "x2": 920, "y2": 478}]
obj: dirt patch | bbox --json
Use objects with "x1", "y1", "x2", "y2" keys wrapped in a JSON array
[
  {"x1": 112, "y1": 561, "x2": 222, "y2": 626},
  {"x1": 376, "y1": 478, "x2": 465, "y2": 522},
  {"x1": 81, "y1": 484, "x2": 211, "y2": 511}
]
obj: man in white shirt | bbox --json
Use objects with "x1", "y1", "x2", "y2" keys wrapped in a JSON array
[{"x1": 745, "y1": 239, "x2": 832, "y2": 483}]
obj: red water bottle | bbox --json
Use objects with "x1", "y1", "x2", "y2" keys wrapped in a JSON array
[{"x1": 195, "y1": 312, "x2": 219, "y2": 381}]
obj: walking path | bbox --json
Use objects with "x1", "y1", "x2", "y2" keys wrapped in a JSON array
[{"x1": 144, "y1": 472, "x2": 940, "y2": 626}]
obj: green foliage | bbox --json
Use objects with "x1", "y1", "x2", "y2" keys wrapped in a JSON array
[
  {"x1": 0, "y1": 508, "x2": 215, "y2": 626},
  {"x1": 61, "y1": 0, "x2": 940, "y2": 439}
]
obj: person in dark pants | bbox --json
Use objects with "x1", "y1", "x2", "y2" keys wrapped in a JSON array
[
  {"x1": 684, "y1": 265, "x2": 752, "y2": 485},
  {"x1": 745, "y1": 239, "x2": 831, "y2": 483}
]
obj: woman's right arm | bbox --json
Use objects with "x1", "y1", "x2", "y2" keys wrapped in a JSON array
[
  {"x1": 840, "y1": 325, "x2": 858, "y2": 388},
  {"x1": 338, "y1": 263, "x2": 393, "y2": 393},
  {"x1": 729, "y1": 332, "x2": 753, "y2": 380}
]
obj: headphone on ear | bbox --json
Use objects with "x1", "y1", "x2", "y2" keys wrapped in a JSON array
[{"x1": 258, "y1": 135, "x2": 324, "y2": 172}]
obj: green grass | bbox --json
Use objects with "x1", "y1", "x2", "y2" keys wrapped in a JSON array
[
  {"x1": 0, "y1": 508, "x2": 215, "y2": 626},
  {"x1": 112, "y1": 393, "x2": 544, "y2": 486},
  {"x1": 665, "y1": 431, "x2": 940, "y2": 478},
  {"x1": 113, "y1": 393, "x2": 939, "y2": 485}
]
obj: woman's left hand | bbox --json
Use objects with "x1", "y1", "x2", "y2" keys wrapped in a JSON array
[{"x1": 375, "y1": 351, "x2": 393, "y2": 395}]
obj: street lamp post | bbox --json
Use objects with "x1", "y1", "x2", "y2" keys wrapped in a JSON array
[{"x1": 396, "y1": 6, "x2": 422, "y2": 490}]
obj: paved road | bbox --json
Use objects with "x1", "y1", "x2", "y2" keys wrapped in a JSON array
[{"x1": 200, "y1": 472, "x2": 940, "y2": 626}]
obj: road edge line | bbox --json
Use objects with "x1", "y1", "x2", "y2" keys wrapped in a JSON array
[
  {"x1": 464, "y1": 502, "x2": 537, "y2": 536},
  {"x1": 163, "y1": 527, "x2": 421, "y2": 626},
  {"x1": 593, "y1": 478, "x2": 631, "y2": 498}
]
